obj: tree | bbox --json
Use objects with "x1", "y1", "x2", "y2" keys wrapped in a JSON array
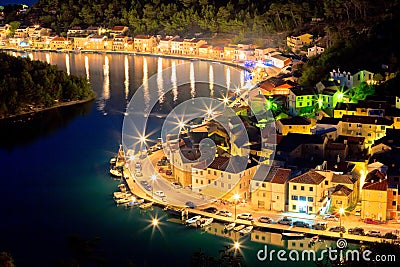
[{"x1": 9, "y1": 21, "x2": 20, "y2": 36}]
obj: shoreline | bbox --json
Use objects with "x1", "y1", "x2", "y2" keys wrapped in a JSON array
[
  {"x1": 0, "y1": 47, "x2": 252, "y2": 72},
  {"x1": 0, "y1": 95, "x2": 96, "y2": 122}
]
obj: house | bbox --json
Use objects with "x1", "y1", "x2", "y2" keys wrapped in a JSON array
[
  {"x1": 224, "y1": 45, "x2": 236, "y2": 60},
  {"x1": 158, "y1": 36, "x2": 174, "y2": 54},
  {"x1": 182, "y1": 38, "x2": 206, "y2": 56},
  {"x1": 340, "y1": 115, "x2": 393, "y2": 147},
  {"x1": 134, "y1": 35, "x2": 156, "y2": 52},
  {"x1": 85, "y1": 35, "x2": 111, "y2": 50},
  {"x1": 312, "y1": 117, "x2": 341, "y2": 140},
  {"x1": 286, "y1": 33, "x2": 313, "y2": 52},
  {"x1": 112, "y1": 35, "x2": 129, "y2": 51},
  {"x1": 334, "y1": 103, "x2": 358, "y2": 118},
  {"x1": 331, "y1": 173, "x2": 359, "y2": 202},
  {"x1": 250, "y1": 165, "x2": 291, "y2": 211},
  {"x1": 50, "y1": 37, "x2": 71, "y2": 50},
  {"x1": 307, "y1": 45, "x2": 325, "y2": 57},
  {"x1": 276, "y1": 116, "x2": 312, "y2": 135},
  {"x1": 0, "y1": 24, "x2": 11, "y2": 39},
  {"x1": 330, "y1": 184, "x2": 354, "y2": 209},
  {"x1": 14, "y1": 27, "x2": 27, "y2": 38},
  {"x1": 210, "y1": 46, "x2": 224, "y2": 59},
  {"x1": 288, "y1": 171, "x2": 330, "y2": 214},
  {"x1": 67, "y1": 26, "x2": 85, "y2": 36},
  {"x1": 330, "y1": 69, "x2": 374, "y2": 89},
  {"x1": 198, "y1": 44, "x2": 211, "y2": 58},
  {"x1": 270, "y1": 54, "x2": 291, "y2": 69},
  {"x1": 361, "y1": 179, "x2": 387, "y2": 221},
  {"x1": 324, "y1": 140, "x2": 348, "y2": 163},
  {"x1": 234, "y1": 45, "x2": 254, "y2": 62},
  {"x1": 287, "y1": 86, "x2": 316, "y2": 116},
  {"x1": 257, "y1": 77, "x2": 294, "y2": 96},
  {"x1": 110, "y1": 26, "x2": 128, "y2": 37},
  {"x1": 191, "y1": 155, "x2": 259, "y2": 201},
  {"x1": 317, "y1": 89, "x2": 343, "y2": 109},
  {"x1": 171, "y1": 37, "x2": 184, "y2": 54}
]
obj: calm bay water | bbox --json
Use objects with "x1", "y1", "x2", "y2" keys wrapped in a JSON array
[{"x1": 0, "y1": 51, "x2": 342, "y2": 266}]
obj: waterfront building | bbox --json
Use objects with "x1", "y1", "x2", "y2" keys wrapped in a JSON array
[
  {"x1": 109, "y1": 26, "x2": 128, "y2": 37},
  {"x1": 133, "y1": 35, "x2": 156, "y2": 52},
  {"x1": 276, "y1": 116, "x2": 312, "y2": 136},
  {"x1": 67, "y1": 26, "x2": 85, "y2": 36},
  {"x1": 361, "y1": 178, "x2": 388, "y2": 221},
  {"x1": 270, "y1": 54, "x2": 291, "y2": 68},
  {"x1": 198, "y1": 44, "x2": 212, "y2": 58},
  {"x1": 112, "y1": 35, "x2": 129, "y2": 51},
  {"x1": 0, "y1": 24, "x2": 10, "y2": 39},
  {"x1": 250, "y1": 165, "x2": 291, "y2": 211},
  {"x1": 170, "y1": 37, "x2": 184, "y2": 54},
  {"x1": 182, "y1": 38, "x2": 206, "y2": 56},
  {"x1": 234, "y1": 44, "x2": 254, "y2": 62},
  {"x1": 14, "y1": 27, "x2": 27, "y2": 38},
  {"x1": 288, "y1": 171, "x2": 330, "y2": 214},
  {"x1": 224, "y1": 45, "x2": 236, "y2": 61},
  {"x1": 158, "y1": 36, "x2": 174, "y2": 54},
  {"x1": 210, "y1": 46, "x2": 224, "y2": 59}
]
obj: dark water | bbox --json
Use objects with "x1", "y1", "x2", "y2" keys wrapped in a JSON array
[{"x1": 0, "y1": 52, "x2": 343, "y2": 266}]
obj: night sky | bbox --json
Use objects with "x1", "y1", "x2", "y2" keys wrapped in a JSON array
[{"x1": 1, "y1": 0, "x2": 37, "y2": 6}]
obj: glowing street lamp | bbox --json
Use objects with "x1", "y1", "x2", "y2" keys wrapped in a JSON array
[
  {"x1": 234, "y1": 241, "x2": 240, "y2": 250},
  {"x1": 233, "y1": 193, "x2": 240, "y2": 221},
  {"x1": 152, "y1": 218, "x2": 159, "y2": 226}
]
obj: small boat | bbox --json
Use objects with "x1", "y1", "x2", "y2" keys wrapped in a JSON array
[
  {"x1": 185, "y1": 215, "x2": 201, "y2": 225},
  {"x1": 115, "y1": 198, "x2": 130, "y2": 205},
  {"x1": 310, "y1": 235, "x2": 319, "y2": 244},
  {"x1": 110, "y1": 168, "x2": 122, "y2": 177},
  {"x1": 239, "y1": 225, "x2": 253, "y2": 234},
  {"x1": 113, "y1": 192, "x2": 131, "y2": 199},
  {"x1": 110, "y1": 157, "x2": 117, "y2": 165},
  {"x1": 224, "y1": 222, "x2": 236, "y2": 231},
  {"x1": 197, "y1": 218, "x2": 213, "y2": 228},
  {"x1": 126, "y1": 198, "x2": 144, "y2": 207},
  {"x1": 233, "y1": 225, "x2": 245, "y2": 232},
  {"x1": 139, "y1": 202, "x2": 153, "y2": 209},
  {"x1": 118, "y1": 184, "x2": 127, "y2": 192},
  {"x1": 281, "y1": 232, "x2": 305, "y2": 239}
]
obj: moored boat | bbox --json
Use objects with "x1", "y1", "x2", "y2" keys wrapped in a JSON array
[
  {"x1": 281, "y1": 232, "x2": 305, "y2": 239},
  {"x1": 196, "y1": 218, "x2": 213, "y2": 228},
  {"x1": 110, "y1": 157, "x2": 117, "y2": 165},
  {"x1": 185, "y1": 215, "x2": 201, "y2": 225},
  {"x1": 233, "y1": 224, "x2": 245, "y2": 232},
  {"x1": 115, "y1": 197, "x2": 130, "y2": 205},
  {"x1": 310, "y1": 235, "x2": 319, "y2": 244},
  {"x1": 239, "y1": 225, "x2": 253, "y2": 234},
  {"x1": 110, "y1": 168, "x2": 122, "y2": 177},
  {"x1": 224, "y1": 222, "x2": 236, "y2": 231}
]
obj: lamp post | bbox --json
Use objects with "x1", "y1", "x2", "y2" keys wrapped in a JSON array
[
  {"x1": 151, "y1": 174, "x2": 157, "y2": 199},
  {"x1": 339, "y1": 207, "x2": 345, "y2": 234},
  {"x1": 233, "y1": 193, "x2": 240, "y2": 221}
]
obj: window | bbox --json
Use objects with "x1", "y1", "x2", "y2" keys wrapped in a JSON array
[
  {"x1": 393, "y1": 201, "x2": 397, "y2": 206},
  {"x1": 381, "y1": 126, "x2": 385, "y2": 130},
  {"x1": 221, "y1": 182, "x2": 224, "y2": 188},
  {"x1": 336, "y1": 200, "x2": 342, "y2": 204},
  {"x1": 208, "y1": 180, "x2": 211, "y2": 184},
  {"x1": 228, "y1": 184, "x2": 231, "y2": 189},
  {"x1": 289, "y1": 126, "x2": 292, "y2": 129},
  {"x1": 325, "y1": 181, "x2": 329, "y2": 185},
  {"x1": 292, "y1": 205, "x2": 297, "y2": 210},
  {"x1": 201, "y1": 180, "x2": 203, "y2": 185},
  {"x1": 309, "y1": 207, "x2": 313, "y2": 212},
  {"x1": 308, "y1": 197, "x2": 313, "y2": 202},
  {"x1": 292, "y1": 195, "x2": 298, "y2": 200},
  {"x1": 277, "y1": 196, "x2": 279, "y2": 200},
  {"x1": 200, "y1": 171, "x2": 203, "y2": 175},
  {"x1": 208, "y1": 170, "x2": 210, "y2": 174},
  {"x1": 300, "y1": 196, "x2": 306, "y2": 201},
  {"x1": 214, "y1": 171, "x2": 217, "y2": 176},
  {"x1": 309, "y1": 187, "x2": 313, "y2": 192},
  {"x1": 214, "y1": 181, "x2": 217, "y2": 186},
  {"x1": 293, "y1": 185, "x2": 297, "y2": 190},
  {"x1": 228, "y1": 174, "x2": 231, "y2": 179},
  {"x1": 196, "y1": 179, "x2": 198, "y2": 183},
  {"x1": 301, "y1": 186, "x2": 304, "y2": 191},
  {"x1": 368, "y1": 133, "x2": 371, "y2": 137},
  {"x1": 256, "y1": 182, "x2": 259, "y2": 187},
  {"x1": 394, "y1": 191, "x2": 397, "y2": 196},
  {"x1": 262, "y1": 183, "x2": 266, "y2": 188},
  {"x1": 221, "y1": 173, "x2": 224, "y2": 177}
]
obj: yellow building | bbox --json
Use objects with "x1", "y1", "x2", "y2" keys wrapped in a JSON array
[
  {"x1": 133, "y1": 35, "x2": 156, "y2": 52},
  {"x1": 112, "y1": 35, "x2": 129, "y2": 51},
  {"x1": 276, "y1": 116, "x2": 312, "y2": 135},
  {"x1": 182, "y1": 38, "x2": 206, "y2": 56},
  {"x1": 250, "y1": 166, "x2": 291, "y2": 211},
  {"x1": 50, "y1": 37, "x2": 71, "y2": 50},
  {"x1": 288, "y1": 171, "x2": 330, "y2": 214},
  {"x1": 286, "y1": 33, "x2": 313, "y2": 51},
  {"x1": 361, "y1": 179, "x2": 387, "y2": 221},
  {"x1": 387, "y1": 187, "x2": 399, "y2": 220},
  {"x1": 330, "y1": 184, "x2": 354, "y2": 210},
  {"x1": 224, "y1": 46, "x2": 236, "y2": 61}
]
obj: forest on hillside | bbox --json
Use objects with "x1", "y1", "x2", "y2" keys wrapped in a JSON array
[
  {"x1": 17, "y1": 0, "x2": 399, "y2": 38},
  {"x1": 0, "y1": 53, "x2": 94, "y2": 117}
]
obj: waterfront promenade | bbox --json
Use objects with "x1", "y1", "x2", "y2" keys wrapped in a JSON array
[{"x1": 118, "y1": 162, "x2": 397, "y2": 245}]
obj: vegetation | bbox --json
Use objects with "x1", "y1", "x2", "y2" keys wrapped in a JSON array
[
  {"x1": 0, "y1": 252, "x2": 15, "y2": 267},
  {"x1": 0, "y1": 52, "x2": 94, "y2": 118}
]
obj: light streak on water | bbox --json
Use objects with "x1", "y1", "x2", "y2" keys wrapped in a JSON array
[
  {"x1": 209, "y1": 65, "x2": 214, "y2": 96},
  {"x1": 157, "y1": 57, "x2": 164, "y2": 104},
  {"x1": 143, "y1": 57, "x2": 150, "y2": 112},
  {"x1": 85, "y1": 55, "x2": 90, "y2": 81},
  {"x1": 171, "y1": 61, "x2": 178, "y2": 102},
  {"x1": 190, "y1": 62, "x2": 195, "y2": 98},
  {"x1": 45, "y1": 53, "x2": 50, "y2": 64},
  {"x1": 124, "y1": 55, "x2": 129, "y2": 100},
  {"x1": 65, "y1": 54, "x2": 70, "y2": 75},
  {"x1": 103, "y1": 55, "x2": 110, "y2": 100}
]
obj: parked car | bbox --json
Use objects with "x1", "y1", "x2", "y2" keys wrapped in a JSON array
[
  {"x1": 365, "y1": 230, "x2": 381, "y2": 237},
  {"x1": 154, "y1": 190, "x2": 165, "y2": 198},
  {"x1": 384, "y1": 232, "x2": 398, "y2": 239},
  {"x1": 258, "y1": 216, "x2": 273, "y2": 224},
  {"x1": 237, "y1": 213, "x2": 253, "y2": 220},
  {"x1": 348, "y1": 227, "x2": 365, "y2": 235},
  {"x1": 135, "y1": 171, "x2": 143, "y2": 177},
  {"x1": 293, "y1": 221, "x2": 310, "y2": 228},
  {"x1": 171, "y1": 182, "x2": 182, "y2": 189},
  {"x1": 140, "y1": 181, "x2": 149, "y2": 186},
  {"x1": 312, "y1": 222, "x2": 328, "y2": 230},
  {"x1": 185, "y1": 201, "x2": 196, "y2": 208},
  {"x1": 217, "y1": 210, "x2": 232, "y2": 217},
  {"x1": 364, "y1": 218, "x2": 379, "y2": 224},
  {"x1": 202, "y1": 207, "x2": 218, "y2": 214},
  {"x1": 278, "y1": 217, "x2": 293, "y2": 225},
  {"x1": 158, "y1": 167, "x2": 164, "y2": 173},
  {"x1": 323, "y1": 214, "x2": 339, "y2": 221},
  {"x1": 355, "y1": 209, "x2": 361, "y2": 216},
  {"x1": 165, "y1": 169, "x2": 173, "y2": 175},
  {"x1": 329, "y1": 226, "x2": 346, "y2": 233}
]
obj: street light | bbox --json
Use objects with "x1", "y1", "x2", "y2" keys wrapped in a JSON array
[
  {"x1": 152, "y1": 218, "x2": 159, "y2": 226},
  {"x1": 233, "y1": 193, "x2": 240, "y2": 221},
  {"x1": 151, "y1": 174, "x2": 157, "y2": 199}
]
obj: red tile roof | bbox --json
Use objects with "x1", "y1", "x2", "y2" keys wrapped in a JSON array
[
  {"x1": 362, "y1": 179, "x2": 387, "y2": 191},
  {"x1": 332, "y1": 184, "x2": 353, "y2": 196},
  {"x1": 289, "y1": 171, "x2": 326, "y2": 185}
]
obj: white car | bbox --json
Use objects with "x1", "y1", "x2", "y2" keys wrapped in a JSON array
[
  {"x1": 237, "y1": 213, "x2": 253, "y2": 220},
  {"x1": 154, "y1": 190, "x2": 165, "y2": 198},
  {"x1": 171, "y1": 182, "x2": 182, "y2": 189},
  {"x1": 217, "y1": 210, "x2": 232, "y2": 217}
]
